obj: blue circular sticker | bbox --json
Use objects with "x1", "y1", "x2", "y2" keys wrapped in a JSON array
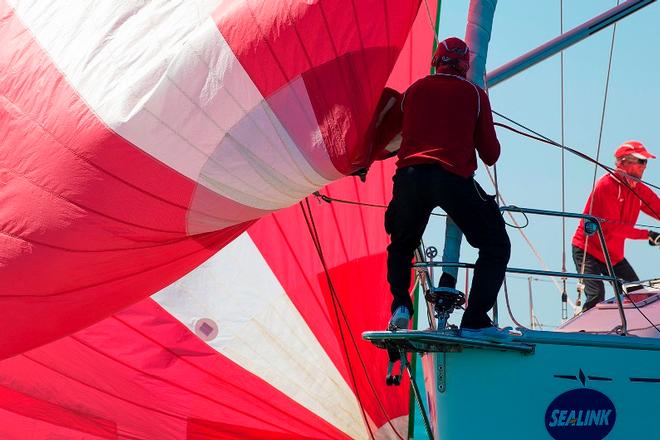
[{"x1": 545, "y1": 388, "x2": 616, "y2": 440}]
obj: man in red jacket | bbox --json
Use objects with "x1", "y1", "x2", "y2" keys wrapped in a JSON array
[
  {"x1": 572, "y1": 141, "x2": 660, "y2": 311},
  {"x1": 385, "y1": 37, "x2": 511, "y2": 338}
]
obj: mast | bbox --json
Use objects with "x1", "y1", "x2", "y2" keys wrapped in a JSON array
[
  {"x1": 439, "y1": 0, "x2": 498, "y2": 306},
  {"x1": 441, "y1": 0, "x2": 498, "y2": 323},
  {"x1": 465, "y1": 0, "x2": 497, "y2": 88}
]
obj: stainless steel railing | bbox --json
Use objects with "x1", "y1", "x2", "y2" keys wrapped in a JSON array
[{"x1": 413, "y1": 206, "x2": 628, "y2": 334}]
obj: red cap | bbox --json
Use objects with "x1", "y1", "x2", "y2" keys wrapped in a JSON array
[
  {"x1": 614, "y1": 140, "x2": 656, "y2": 159},
  {"x1": 432, "y1": 37, "x2": 469, "y2": 70}
]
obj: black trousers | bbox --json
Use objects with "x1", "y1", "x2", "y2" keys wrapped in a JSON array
[
  {"x1": 385, "y1": 164, "x2": 511, "y2": 329},
  {"x1": 572, "y1": 245, "x2": 639, "y2": 311}
]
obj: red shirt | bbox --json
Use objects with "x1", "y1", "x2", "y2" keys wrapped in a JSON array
[
  {"x1": 572, "y1": 173, "x2": 660, "y2": 264},
  {"x1": 396, "y1": 74, "x2": 500, "y2": 177}
]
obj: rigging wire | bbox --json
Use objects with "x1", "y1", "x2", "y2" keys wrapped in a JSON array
[
  {"x1": 492, "y1": 119, "x2": 660, "y2": 216},
  {"x1": 618, "y1": 289, "x2": 660, "y2": 335},
  {"x1": 301, "y1": 200, "x2": 392, "y2": 439},
  {"x1": 313, "y1": 191, "x2": 448, "y2": 218},
  {"x1": 316, "y1": 181, "x2": 655, "y2": 331},
  {"x1": 483, "y1": 168, "x2": 574, "y2": 305},
  {"x1": 299, "y1": 199, "x2": 406, "y2": 440},
  {"x1": 492, "y1": 113, "x2": 660, "y2": 193},
  {"x1": 485, "y1": 160, "x2": 565, "y2": 321},
  {"x1": 300, "y1": 202, "x2": 375, "y2": 440},
  {"x1": 507, "y1": 275, "x2": 660, "y2": 335},
  {"x1": 311, "y1": 154, "x2": 658, "y2": 335},
  {"x1": 422, "y1": 0, "x2": 440, "y2": 44},
  {"x1": 502, "y1": 209, "x2": 529, "y2": 229},
  {"x1": 509, "y1": 274, "x2": 578, "y2": 284},
  {"x1": 493, "y1": 115, "x2": 659, "y2": 332},
  {"x1": 503, "y1": 276, "x2": 526, "y2": 329},
  {"x1": 560, "y1": 0, "x2": 570, "y2": 318},
  {"x1": 491, "y1": 117, "x2": 660, "y2": 333},
  {"x1": 579, "y1": 0, "x2": 621, "y2": 311},
  {"x1": 415, "y1": 0, "x2": 656, "y2": 329},
  {"x1": 314, "y1": 0, "x2": 657, "y2": 333},
  {"x1": 317, "y1": 182, "x2": 660, "y2": 327},
  {"x1": 484, "y1": 78, "x2": 564, "y2": 320},
  {"x1": 314, "y1": 189, "x2": 658, "y2": 231}
]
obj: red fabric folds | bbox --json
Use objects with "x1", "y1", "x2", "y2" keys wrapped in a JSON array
[
  {"x1": 0, "y1": 0, "x2": 438, "y2": 437},
  {"x1": 214, "y1": 0, "x2": 422, "y2": 175},
  {"x1": 0, "y1": 299, "x2": 350, "y2": 439}
]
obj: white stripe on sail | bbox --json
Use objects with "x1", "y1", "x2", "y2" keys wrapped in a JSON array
[
  {"x1": 10, "y1": 1, "x2": 337, "y2": 214},
  {"x1": 153, "y1": 233, "x2": 369, "y2": 440}
]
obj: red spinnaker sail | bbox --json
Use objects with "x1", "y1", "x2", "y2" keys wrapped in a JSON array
[
  {"x1": 0, "y1": 0, "x2": 437, "y2": 437},
  {"x1": 1, "y1": 0, "x2": 421, "y2": 358}
]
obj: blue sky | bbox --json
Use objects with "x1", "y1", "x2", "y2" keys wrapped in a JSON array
[{"x1": 426, "y1": 1, "x2": 660, "y2": 329}]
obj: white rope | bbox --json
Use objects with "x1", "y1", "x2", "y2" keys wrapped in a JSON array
[{"x1": 485, "y1": 166, "x2": 578, "y2": 309}]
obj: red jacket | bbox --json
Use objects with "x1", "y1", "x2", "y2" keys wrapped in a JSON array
[
  {"x1": 572, "y1": 173, "x2": 660, "y2": 264},
  {"x1": 396, "y1": 74, "x2": 500, "y2": 177}
]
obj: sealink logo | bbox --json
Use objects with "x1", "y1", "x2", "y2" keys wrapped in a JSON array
[{"x1": 545, "y1": 388, "x2": 616, "y2": 440}]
